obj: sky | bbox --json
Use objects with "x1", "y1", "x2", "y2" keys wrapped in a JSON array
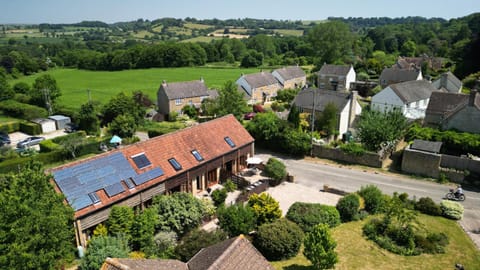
[{"x1": 1, "y1": 0, "x2": 479, "y2": 24}]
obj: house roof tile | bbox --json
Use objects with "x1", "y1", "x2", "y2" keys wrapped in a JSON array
[
  {"x1": 160, "y1": 80, "x2": 209, "y2": 100},
  {"x1": 273, "y1": 66, "x2": 306, "y2": 80},
  {"x1": 242, "y1": 72, "x2": 280, "y2": 88},
  {"x1": 380, "y1": 68, "x2": 421, "y2": 85},
  {"x1": 318, "y1": 64, "x2": 351, "y2": 76},
  {"x1": 388, "y1": 80, "x2": 437, "y2": 103},
  {"x1": 188, "y1": 235, "x2": 274, "y2": 270},
  {"x1": 426, "y1": 91, "x2": 469, "y2": 119},
  {"x1": 293, "y1": 87, "x2": 352, "y2": 112},
  {"x1": 50, "y1": 115, "x2": 254, "y2": 218},
  {"x1": 101, "y1": 258, "x2": 187, "y2": 270}
]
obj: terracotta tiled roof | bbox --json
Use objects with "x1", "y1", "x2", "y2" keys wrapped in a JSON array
[
  {"x1": 50, "y1": 115, "x2": 254, "y2": 218},
  {"x1": 273, "y1": 66, "x2": 306, "y2": 80},
  {"x1": 160, "y1": 80, "x2": 209, "y2": 100},
  {"x1": 318, "y1": 64, "x2": 351, "y2": 76},
  {"x1": 188, "y1": 235, "x2": 274, "y2": 270},
  {"x1": 242, "y1": 72, "x2": 279, "y2": 88},
  {"x1": 101, "y1": 258, "x2": 187, "y2": 270}
]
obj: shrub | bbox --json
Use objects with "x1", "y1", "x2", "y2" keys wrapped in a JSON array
[
  {"x1": 19, "y1": 121, "x2": 41, "y2": 135},
  {"x1": 211, "y1": 188, "x2": 228, "y2": 207},
  {"x1": 415, "y1": 197, "x2": 442, "y2": 216},
  {"x1": 223, "y1": 179, "x2": 237, "y2": 192},
  {"x1": 175, "y1": 229, "x2": 227, "y2": 261},
  {"x1": 217, "y1": 204, "x2": 256, "y2": 237},
  {"x1": 264, "y1": 157, "x2": 287, "y2": 182},
  {"x1": 153, "y1": 230, "x2": 177, "y2": 258},
  {"x1": 358, "y1": 185, "x2": 384, "y2": 214},
  {"x1": 286, "y1": 202, "x2": 340, "y2": 232},
  {"x1": 79, "y1": 235, "x2": 130, "y2": 270},
  {"x1": 340, "y1": 142, "x2": 366, "y2": 156},
  {"x1": 0, "y1": 100, "x2": 48, "y2": 120},
  {"x1": 440, "y1": 200, "x2": 464, "y2": 220},
  {"x1": 247, "y1": 192, "x2": 282, "y2": 226},
  {"x1": 303, "y1": 224, "x2": 338, "y2": 269},
  {"x1": 336, "y1": 193, "x2": 361, "y2": 222},
  {"x1": 415, "y1": 232, "x2": 449, "y2": 254},
  {"x1": 39, "y1": 139, "x2": 61, "y2": 153},
  {"x1": 0, "y1": 121, "x2": 20, "y2": 133},
  {"x1": 253, "y1": 218, "x2": 304, "y2": 261}
]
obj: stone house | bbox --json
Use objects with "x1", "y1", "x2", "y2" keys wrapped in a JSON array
[
  {"x1": 157, "y1": 79, "x2": 212, "y2": 118},
  {"x1": 271, "y1": 65, "x2": 307, "y2": 89},
  {"x1": 431, "y1": 71, "x2": 462, "y2": 93},
  {"x1": 371, "y1": 80, "x2": 437, "y2": 120},
  {"x1": 316, "y1": 64, "x2": 356, "y2": 91},
  {"x1": 49, "y1": 115, "x2": 254, "y2": 247},
  {"x1": 236, "y1": 71, "x2": 282, "y2": 104},
  {"x1": 292, "y1": 88, "x2": 362, "y2": 136}
]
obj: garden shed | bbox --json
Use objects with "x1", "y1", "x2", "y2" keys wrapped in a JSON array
[
  {"x1": 31, "y1": 118, "x2": 56, "y2": 133},
  {"x1": 48, "y1": 115, "x2": 71, "y2": 130}
]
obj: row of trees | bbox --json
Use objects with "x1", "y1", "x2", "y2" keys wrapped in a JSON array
[{"x1": 2, "y1": 13, "x2": 479, "y2": 79}]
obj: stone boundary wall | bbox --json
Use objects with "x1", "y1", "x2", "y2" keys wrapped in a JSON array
[{"x1": 312, "y1": 145, "x2": 386, "y2": 168}]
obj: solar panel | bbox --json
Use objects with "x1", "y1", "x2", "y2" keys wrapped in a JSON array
[
  {"x1": 132, "y1": 167, "x2": 164, "y2": 186},
  {"x1": 124, "y1": 178, "x2": 136, "y2": 189},
  {"x1": 88, "y1": 192, "x2": 101, "y2": 204},
  {"x1": 70, "y1": 195, "x2": 92, "y2": 210},
  {"x1": 224, "y1": 136, "x2": 236, "y2": 147},
  {"x1": 132, "y1": 153, "x2": 152, "y2": 169},
  {"x1": 104, "y1": 182, "x2": 125, "y2": 197},
  {"x1": 168, "y1": 158, "x2": 182, "y2": 171},
  {"x1": 191, "y1": 150, "x2": 204, "y2": 161}
]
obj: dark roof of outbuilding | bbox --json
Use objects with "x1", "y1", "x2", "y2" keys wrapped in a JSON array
[
  {"x1": 273, "y1": 66, "x2": 306, "y2": 80},
  {"x1": 411, "y1": 139, "x2": 443, "y2": 154},
  {"x1": 426, "y1": 91, "x2": 469, "y2": 118},
  {"x1": 388, "y1": 80, "x2": 437, "y2": 103},
  {"x1": 293, "y1": 87, "x2": 352, "y2": 112},
  {"x1": 380, "y1": 68, "x2": 421, "y2": 85},
  {"x1": 188, "y1": 235, "x2": 274, "y2": 270},
  {"x1": 433, "y1": 71, "x2": 462, "y2": 91},
  {"x1": 160, "y1": 80, "x2": 209, "y2": 99},
  {"x1": 242, "y1": 72, "x2": 279, "y2": 88},
  {"x1": 318, "y1": 64, "x2": 352, "y2": 76}
]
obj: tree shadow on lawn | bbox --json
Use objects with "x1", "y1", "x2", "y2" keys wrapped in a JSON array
[{"x1": 282, "y1": 265, "x2": 316, "y2": 270}]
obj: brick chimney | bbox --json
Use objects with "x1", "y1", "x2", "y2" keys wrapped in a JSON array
[{"x1": 162, "y1": 80, "x2": 167, "y2": 87}]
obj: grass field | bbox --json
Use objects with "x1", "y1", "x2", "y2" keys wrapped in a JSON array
[
  {"x1": 271, "y1": 214, "x2": 480, "y2": 270},
  {"x1": 11, "y1": 67, "x2": 261, "y2": 109},
  {"x1": 273, "y1": 29, "x2": 305, "y2": 37}
]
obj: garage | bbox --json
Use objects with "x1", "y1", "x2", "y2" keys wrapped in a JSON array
[{"x1": 31, "y1": 118, "x2": 56, "y2": 133}]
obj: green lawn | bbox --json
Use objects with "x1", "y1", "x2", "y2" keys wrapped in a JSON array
[
  {"x1": 271, "y1": 214, "x2": 480, "y2": 270},
  {"x1": 11, "y1": 67, "x2": 260, "y2": 109}
]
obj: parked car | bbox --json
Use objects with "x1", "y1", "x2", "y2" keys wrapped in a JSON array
[
  {"x1": 17, "y1": 136, "x2": 45, "y2": 148},
  {"x1": 65, "y1": 122, "x2": 78, "y2": 133},
  {"x1": 0, "y1": 132, "x2": 11, "y2": 146}
]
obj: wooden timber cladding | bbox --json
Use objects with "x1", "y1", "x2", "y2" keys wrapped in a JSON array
[
  {"x1": 165, "y1": 173, "x2": 188, "y2": 190},
  {"x1": 79, "y1": 183, "x2": 165, "y2": 230}
]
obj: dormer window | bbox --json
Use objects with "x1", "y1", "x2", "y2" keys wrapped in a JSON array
[{"x1": 191, "y1": 150, "x2": 204, "y2": 161}]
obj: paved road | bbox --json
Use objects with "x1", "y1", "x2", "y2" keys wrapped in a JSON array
[{"x1": 255, "y1": 151, "x2": 480, "y2": 248}]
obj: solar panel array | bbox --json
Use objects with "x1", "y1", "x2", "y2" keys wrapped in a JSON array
[
  {"x1": 132, "y1": 167, "x2": 164, "y2": 186},
  {"x1": 53, "y1": 152, "x2": 138, "y2": 211}
]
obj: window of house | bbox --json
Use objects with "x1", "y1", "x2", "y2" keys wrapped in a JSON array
[
  {"x1": 175, "y1": 98, "x2": 182, "y2": 105},
  {"x1": 131, "y1": 153, "x2": 152, "y2": 169},
  {"x1": 191, "y1": 150, "x2": 204, "y2": 161},
  {"x1": 168, "y1": 158, "x2": 182, "y2": 171},
  {"x1": 224, "y1": 136, "x2": 235, "y2": 148},
  {"x1": 124, "y1": 178, "x2": 135, "y2": 189},
  {"x1": 88, "y1": 192, "x2": 100, "y2": 204}
]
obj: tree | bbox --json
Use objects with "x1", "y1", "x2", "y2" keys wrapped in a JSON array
[
  {"x1": 12, "y1": 81, "x2": 31, "y2": 94},
  {"x1": 60, "y1": 133, "x2": 86, "y2": 159},
  {"x1": 131, "y1": 208, "x2": 158, "y2": 256},
  {"x1": 153, "y1": 192, "x2": 205, "y2": 235},
  {"x1": 263, "y1": 157, "x2": 287, "y2": 182},
  {"x1": 107, "y1": 205, "x2": 134, "y2": 240},
  {"x1": 246, "y1": 111, "x2": 282, "y2": 141},
  {"x1": 101, "y1": 92, "x2": 145, "y2": 126},
  {"x1": 175, "y1": 229, "x2": 227, "y2": 261},
  {"x1": 77, "y1": 102, "x2": 100, "y2": 135},
  {"x1": 217, "y1": 204, "x2": 257, "y2": 237},
  {"x1": 0, "y1": 161, "x2": 75, "y2": 270},
  {"x1": 303, "y1": 224, "x2": 338, "y2": 269},
  {"x1": 210, "y1": 188, "x2": 227, "y2": 207},
  {"x1": 358, "y1": 185, "x2": 385, "y2": 214},
  {"x1": 307, "y1": 21, "x2": 354, "y2": 65},
  {"x1": 240, "y1": 50, "x2": 263, "y2": 67},
  {"x1": 253, "y1": 218, "x2": 304, "y2": 261},
  {"x1": 315, "y1": 103, "x2": 339, "y2": 137},
  {"x1": 154, "y1": 230, "x2": 177, "y2": 259},
  {"x1": 30, "y1": 74, "x2": 61, "y2": 110},
  {"x1": 108, "y1": 114, "x2": 137, "y2": 138},
  {"x1": 0, "y1": 75, "x2": 14, "y2": 101},
  {"x1": 213, "y1": 80, "x2": 249, "y2": 120},
  {"x1": 79, "y1": 235, "x2": 130, "y2": 270},
  {"x1": 247, "y1": 192, "x2": 282, "y2": 226},
  {"x1": 287, "y1": 104, "x2": 300, "y2": 129},
  {"x1": 357, "y1": 109, "x2": 407, "y2": 151},
  {"x1": 182, "y1": 104, "x2": 197, "y2": 118}
]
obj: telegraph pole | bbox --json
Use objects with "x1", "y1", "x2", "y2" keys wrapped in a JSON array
[{"x1": 310, "y1": 88, "x2": 317, "y2": 156}]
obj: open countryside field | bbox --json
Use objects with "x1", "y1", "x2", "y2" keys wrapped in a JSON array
[
  {"x1": 12, "y1": 67, "x2": 261, "y2": 109},
  {"x1": 271, "y1": 215, "x2": 480, "y2": 270}
]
